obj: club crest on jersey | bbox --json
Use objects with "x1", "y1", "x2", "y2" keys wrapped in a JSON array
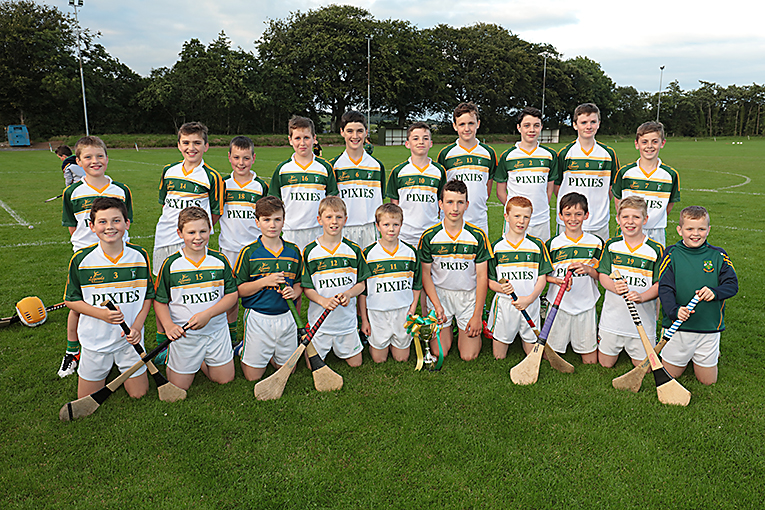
[
  {"x1": 405, "y1": 178, "x2": 416, "y2": 186},
  {"x1": 454, "y1": 158, "x2": 464, "y2": 166},
  {"x1": 372, "y1": 263, "x2": 385, "y2": 275},
  {"x1": 89, "y1": 271, "x2": 104, "y2": 284},
  {"x1": 210, "y1": 271, "x2": 216, "y2": 278},
  {"x1": 703, "y1": 260, "x2": 714, "y2": 272},
  {"x1": 569, "y1": 161, "x2": 579, "y2": 170},
  {"x1": 498, "y1": 254, "x2": 509, "y2": 263},
  {"x1": 514, "y1": 160, "x2": 524, "y2": 169},
  {"x1": 641, "y1": 260, "x2": 647, "y2": 268},
  {"x1": 338, "y1": 171, "x2": 350, "y2": 181},
  {"x1": 556, "y1": 251, "x2": 567, "y2": 261},
  {"x1": 287, "y1": 175, "x2": 299, "y2": 184},
  {"x1": 613, "y1": 255, "x2": 623, "y2": 265},
  {"x1": 131, "y1": 269, "x2": 136, "y2": 278},
  {"x1": 178, "y1": 274, "x2": 191, "y2": 285},
  {"x1": 630, "y1": 181, "x2": 640, "y2": 190}
]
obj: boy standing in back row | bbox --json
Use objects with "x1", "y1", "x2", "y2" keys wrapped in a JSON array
[
  {"x1": 437, "y1": 102, "x2": 497, "y2": 235},
  {"x1": 553, "y1": 103, "x2": 619, "y2": 242},
  {"x1": 612, "y1": 121, "x2": 680, "y2": 246},
  {"x1": 269, "y1": 115, "x2": 338, "y2": 252},
  {"x1": 495, "y1": 107, "x2": 557, "y2": 241}
]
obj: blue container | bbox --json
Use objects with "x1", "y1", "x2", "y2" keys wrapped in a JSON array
[{"x1": 7, "y1": 125, "x2": 30, "y2": 146}]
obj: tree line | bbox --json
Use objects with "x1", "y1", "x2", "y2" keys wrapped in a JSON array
[{"x1": 2, "y1": 1, "x2": 764, "y2": 139}]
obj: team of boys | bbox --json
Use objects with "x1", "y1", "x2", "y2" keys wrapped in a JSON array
[{"x1": 58, "y1": 102, "x2": 737, "y2": 401}]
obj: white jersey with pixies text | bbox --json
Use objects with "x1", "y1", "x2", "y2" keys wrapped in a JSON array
[
  {"x1": 363, "y1": 241, "x2": 422, "y2": 311},
  {"x1": 489, "y1": 235, "x2": 553, "y2": 300},
  {"x1": 218, "y1": 173, "x2": 269, "y2": 254},
  {"x1": 495, "y1": 143, "x2": 557, "y2": 227},
  {"x1": 545, "y1": 232, "x2": 603, "y2": 315},
  {"x1": 331, "y1": 151, "x2": 386, "y2": 227},
  {"x1": 154, "y1": 248, "x2": 237, "y2": 336},
  {"x1": 611, "y1": 159, "x2": 680, "y2": 230},
  {"x1": 153, "y1": 160, "x2": 224, "y2": 249},
  {"x1": 554, "y1": 140, "x2": 619, "y2": 232},
  {"x1": 386, "y1": 158, "x2": 447, "y2": 243},
  {"x1": 437, "y1": 141, "x2": 497, "y2": 231},
  {"x1": 64, "y1": 243, "x2": 154, "y2": 352},
  {"x1": 268, "y1": 155, "x2": 338, "y2": 232},
  {"x1": 419, "y1": 222, "x2": 492, "y2": 291},
  {"x1": 62, "y1": 176, "x2": 132, "y2": 251}
]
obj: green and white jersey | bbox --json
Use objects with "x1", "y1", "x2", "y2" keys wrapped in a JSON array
[
  {"x1": 545, "y1": 232, "x2": 603, "y2": 315},
  {"x1": 363, "y1": 240, "x2": 422, "y2": 311},
  {"x1": 64, "y1": 242, "x2": 154, "y2": 352},
  {"x1": 386, "y1": 158, "x2": 447, "y2": 243},
  {"x1": 154, "y1": 160, "x2": 224, "y2": 249},
  {"x1": 419, "y1": 222, "x2": 492, "y2": 291},
  {"x1": 495, "y1": 143, "x2": 557, "y2": 226},
  {"x1": 62, "y1": 176, "x2": 133, "y2": 251},
  {"x1": 154, "y1": 248, "x2": 237, "y2": 336},
  {"x1": 301, "y1": 238, "x2": 370, "y2": 336},
  {"x1": 268, "y1": 155, "x2": 338, "y2": 231},
  {"x1": 612, "y1": 159, "x2": 680, "y2": 230},
  {"x1": 489, "y1": 235, "x2": 552, "y2": 301},
  {"x1": 553, "y1": 140, "x2": 619, "y2": 232},
  {"x1": 597, "y1": 235, "x2": 663, "y2": 338},
  {"x1": 218, "y1": 173, "x2": 269, "y2": 254},
  {"x1": 437, "y1": 141, "x2": 497, "y2": 231},
  {"x1": 331, "y1": 151, "x2": 386, "y2": 227}
]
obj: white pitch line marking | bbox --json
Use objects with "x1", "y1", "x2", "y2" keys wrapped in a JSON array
[{"x1": 0, "y1": 198, "x2": 30, "y2": 226}]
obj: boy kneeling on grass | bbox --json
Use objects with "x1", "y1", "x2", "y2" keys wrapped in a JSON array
[
  {"x1": 658, "y1": 205, "x2": 738, "y2": 385},
  {"x1": 154, "y1": 207, "x2": 238, "y2": 391},
  {"x1": 64, "y1": 197, "x2": 152, "y2": 399}
]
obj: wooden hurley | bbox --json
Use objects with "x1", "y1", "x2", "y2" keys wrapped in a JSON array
[
  {"x1": 612, "y1": 295, "x2": 700, "y2": 393},
  {"x1": 610, "y1": 270, "x2": 691, "y2": 406},
  {"x1": 101, "y1": 300, "x2": 186, "y2": 403},
  {"x1": 510, "y1": 269, "x2": 574, "y2": 385},
  {"x1": 254, "y1": 302, "x2": 334, "y2": 401}
]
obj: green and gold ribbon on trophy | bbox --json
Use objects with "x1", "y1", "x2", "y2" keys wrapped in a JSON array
[{"x1": 405, "y1": 310, "x2": 444, "y2": 371}]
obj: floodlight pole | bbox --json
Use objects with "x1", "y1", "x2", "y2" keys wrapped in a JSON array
[
  {"x1": 656, "y1": 65, "x2": 665, "y2": 122},
  {"x1": 366, "y1": 36, "x2": 372, "y2": 128},
  {"x1": 541, "y1": 53, "x2": 548, "y2": 124},
  {"x1": 70, "y1": 0, "x2": 90, "y2": 135}
]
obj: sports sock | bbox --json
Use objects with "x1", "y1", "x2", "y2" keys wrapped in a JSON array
[
  {"x1": 156, "y1": 332, "x2": 168, "y2": 346},
  {"x1": 66, "y1": 339, "x2": 80, "y2": 354},
  {"x1": 228, "y1": 320, "x2": 238, "y2": 343}
]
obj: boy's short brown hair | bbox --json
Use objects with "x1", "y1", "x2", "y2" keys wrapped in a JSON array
[
  {"x1": 573, "y1": 103, "x2": 600, "y2": 122},
  {"x1": 517, "y1": 106, "x2": 542, "y2": 124},
  {"x1": 375, "y1": 203, "x2": 403, "y2": 224},
  {"x1": 318, "y1": 196, "x2": 346, "y2": 217},
  {"x1": 679, "y1": 205, "x2": 710, "y2": 226},
  {"x1": 440, "y1": 178, "x2": 468, "y2": 201},
  {"x1": 453, "y1": 102, "x2": 480, "y2": 122},
  {"x1": 636, "y1": 121, "x2": 665, "y2": 141},
  {"x1": 255, "y1": 196, "x2": 285, "y2": 219},
  {"x1": 288, "y1": 115, "x2": 316, "y2": 137},
  {"x1": 559, "y1": 192, "x2": 588, "y2": 214},
  {"x1": 505, "y1": 195, "x2": 533, "y2": 214},
  {"x1": 229, "y1": 135, "x2": 254, "y2": 154},
  {"x1": 340, "y1": 110, "x2": 367, "y2": 131},
  {"x1": 75, "y1": 136, "x2": 108, "y2": 158},
  {"x1": 406, "y1": 121, "x2": 431, "y2": 139},
  {"x1": 178, "y1": 122, "x2": 208, "y2": 144},
  {"x1": 89, "y1": 197, "x2": 127, "y2": 223},
  {"x1": 617, "y1": 196, "x2": 647, "y2": 218},
  {"x1": 177, "y1": 206, "x2": 211, "y2": 231},
  {"x1": 55, "y1": 145, "x2": 72, "y2": 157}
]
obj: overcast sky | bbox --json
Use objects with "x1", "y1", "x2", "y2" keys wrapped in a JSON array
[{"x1": 51, "y1": 0, "x2": 764, "y2": 93}]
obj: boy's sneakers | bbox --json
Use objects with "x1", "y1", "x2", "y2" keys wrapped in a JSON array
[
  {"x1": 233, "y1": 341, "x2": 243, "y2": 358},
  {"x1": 58, "y1": 352, "x2": 80, "y2": 378}
]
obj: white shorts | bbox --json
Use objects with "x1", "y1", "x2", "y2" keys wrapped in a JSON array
[
  {"x1": 167, "y1": 325, "x2": 234, "y2": 375},
  {"x1": 644, "y1": 228, "x2": 666, "y2": 247},
  {"x1": 221, "y1": 249, "x2": 243, "y2": 269},
  {"x1": 547, "y1": 307, "x2": 598, "y2": 354},
  {"x1": 598, "y1": 330, "x2": 652, "y2": 360},
  {"x1": 586, "y1": 225, "x2": 610, "y2": 243},
  {"x1": 367, "y1": 307, "x2": 412, "y2": 350},
  {"x1": 282, "y1": 226, "x2": 323, "y2": 253},
  {"x1": 311, "y1": 330, "x2": 363, "y2": 360},
  {"x1": 152, "y1": 241, "x2": 184, "y2": 276},
  {"x1": 660, "y1": 330, "x2": 720, "y2": 368},
  {"x1": 241, "y1": 309, "x2": 297, "y2": 368},
  {"x1": 78, "y1": 343, "x2": 146, "y2": 382},
  {"x1": 427, "y1": 287, "x2": 476, "y2": 331},
  {"x1": 344, "y1": 223, "x2": 378, "y2": 251},
  {"x1": 487, "y1": 294, "x2": 538, "y2": 345}
]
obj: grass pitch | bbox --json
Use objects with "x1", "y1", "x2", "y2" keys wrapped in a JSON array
[{"x1": 1, "y1": 137, "x2": 764, "y2": 509}]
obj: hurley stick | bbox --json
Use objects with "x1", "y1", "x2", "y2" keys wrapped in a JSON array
[
  {"x1": 44, "y1": 194, "x2": 63, "y2": 203},
  {"x1": 58, "y1": 330, "x2": 184, "y2": 421},
  {"x1": 279, "y1": 287, "x2": 343, "y2": 393},
  {"x1": 101, "y1": 300, "x2": 186, "y2": 402},
  {"x1": 510, "y1": 269, "x2": 574, "y2": 385},
  {"x1": 612, "y1": 295, "x2": 700, "y2": 392},
  {"x1": 254, "y1": 305, "x2": 333, "y2": 401},
  {"x1": 610, "y1": 271, "x2": 691, "y2": 406}
]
